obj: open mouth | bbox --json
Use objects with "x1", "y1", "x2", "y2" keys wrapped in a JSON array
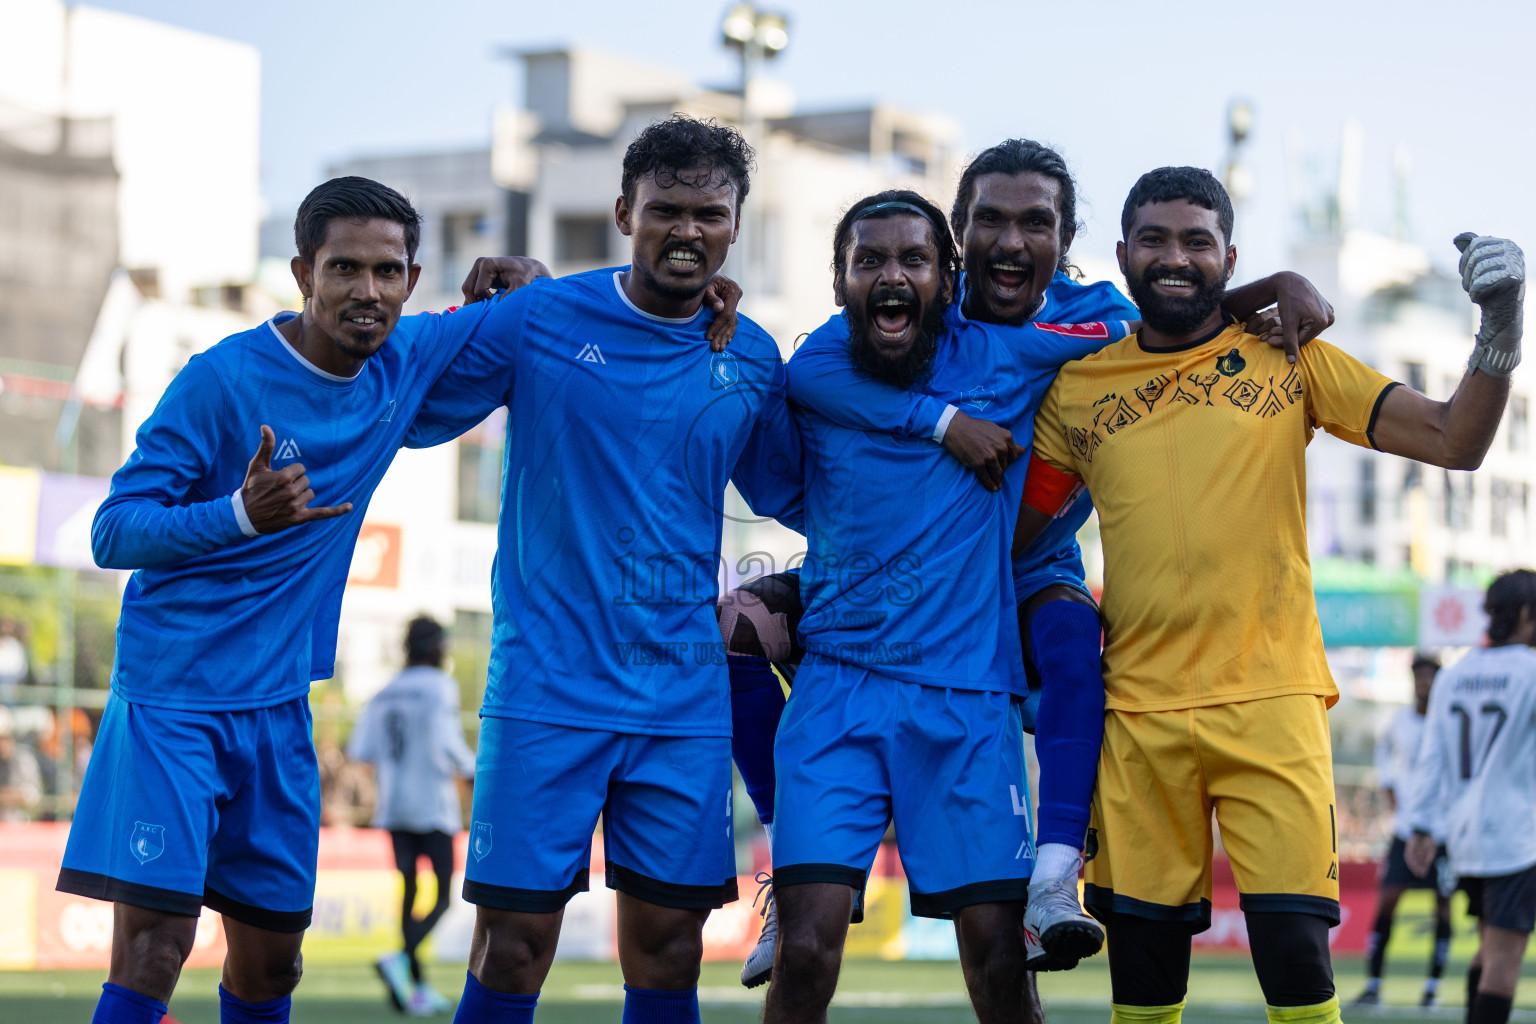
[
  {"x1": 345, "y1": 312, "x2": 383, "y2": 330},
  {"x1": 663, "y1": 247, "x2": 703, "y2": 273},
  {"x1": 870, "y1": 295, "x2": 917, "y2": 342},
  {"x1": 987, "y1": 259, "x2": 1034, "y2": 300}
]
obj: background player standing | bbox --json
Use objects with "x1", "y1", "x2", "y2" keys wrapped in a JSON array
[
  {"x1": 1408, "y1": 571, "x2": 1536, "y2": 1024},
  {"x1": 1354, "y1": 652, "x2": 1452, "y2": 1008},
  {"x1": 350, "y1": 615, "x2": 475, "y2": 1017}
]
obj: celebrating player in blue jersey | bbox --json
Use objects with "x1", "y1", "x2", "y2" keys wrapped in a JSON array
[
  {"x1": 402, "y1": 115, "x2": 802, "y2": 1024},
  {"x1": 55, "y1": 177, "x2": 550, "y2": 1024},
  {"x1": 722, "y1": 138, "x2": 1336, "y2": 986},
  {"x1": 760, "y1": 190, "x2": 1133, "y2": 1024}
]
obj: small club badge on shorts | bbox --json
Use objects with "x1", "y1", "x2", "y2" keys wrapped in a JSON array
[
  {"x1": 130, "y1": 822, "x2": 165, "y2": 865},
  {"x1": 471, "y1": 822, "x2": 493, "y2": 862}
]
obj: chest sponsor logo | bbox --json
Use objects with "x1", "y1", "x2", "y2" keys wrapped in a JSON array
[
  {"x1": 576, "y1": 343, "x2": 607, "y2": 364},
  {"x1": 130, "y1": 821, "x2": 165, "y2": 865},
  {"x1": 710, "y1": 352, "x2": 740, "y2": 389},
  {"x1": 274, "y1": 438, "x2": 302, "y2": 461},
  {"x1": 1034, "y1": 321, "x2": 1112, "y2": 339}
]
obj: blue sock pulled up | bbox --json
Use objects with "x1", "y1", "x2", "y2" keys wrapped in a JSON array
[
  {"x1": 622, "y1": 984, "x2": 699, "y2": 1024},
  {"x1": 452, "y1": 971, "x2": 537, "y2": 1023},
  {"x1": 728, "y1": 654, "x2": 785, "y2": 825},
  {"x1": 219, "y1": 984, "x2": 290, "y2": 1023},
  {"x1": 93, "y1": 982, "x2": 168, "y2": 1024},
  {"x1": 1030, "y1": 600, "x2": 1106, "y2": 849}
]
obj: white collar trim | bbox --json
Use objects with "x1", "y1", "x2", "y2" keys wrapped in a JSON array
[
  {"x1": 611, "y1": 272, "x2": 703, "y2": 325},
  {"x1": 267, "y1": 318, "x2": 363, "y2": 383}
]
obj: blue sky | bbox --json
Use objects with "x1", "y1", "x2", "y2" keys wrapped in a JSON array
[{"x1": 91, "y1": 0, "x2": 1536, "y2": 279}]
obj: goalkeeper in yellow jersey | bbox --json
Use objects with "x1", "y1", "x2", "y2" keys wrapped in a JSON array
[{"x1": 1016, "y1": 165, "x2": 1524, "y2": 1024}]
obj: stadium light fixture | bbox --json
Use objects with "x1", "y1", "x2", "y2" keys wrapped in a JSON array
[{"x1": 720, "y1": 4, "x2": 790, "y2": 60}]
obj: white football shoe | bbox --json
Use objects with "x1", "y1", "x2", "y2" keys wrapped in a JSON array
[
  {"x1": 1023, "y1": 873, "x2": 1104, "y2": 971},
  {"x1": 741, "y1": 872, "x2": 778, "y2": 988}
]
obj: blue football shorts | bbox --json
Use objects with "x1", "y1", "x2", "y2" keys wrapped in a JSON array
[
  {"x1": 462, "y1": 716, "x2": 737, "y2": 913},
  {"x1": 772, "y1": 658, "x2": 1035, "y2": 918},
  {"x1": 57, "y1": 693, "x2": 320, "y2": 932}
]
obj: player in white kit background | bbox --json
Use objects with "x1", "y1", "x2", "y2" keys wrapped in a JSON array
[
  {"x1": 1354, "y1": 652, "x2": 1453, "y2": 1008},
  {"x1": 1408, "y1": 570, "x2": 1536, "y2": 1024},
  {"x1": 350, "y1": 616, "x2": 475, "y2": 1016}
]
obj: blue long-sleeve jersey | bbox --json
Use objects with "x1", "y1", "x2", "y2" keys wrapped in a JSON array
[
  {"x1": 787, "y1": 305, "x2": 1128, "y2": 693},
  {"x1": 793, "y1": 271, "x2": 1137, "y2": 604},
  {"x1": 95, "y1": 304, "x2": 511, "y2": 710},
  {"x1": 406, "y1": 268, "x2": 803, "y2": 737}
]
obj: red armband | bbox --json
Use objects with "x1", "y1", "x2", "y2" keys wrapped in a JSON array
[{"x1": 1021, "y1": 452, "x2": 1084, "y2": 518}]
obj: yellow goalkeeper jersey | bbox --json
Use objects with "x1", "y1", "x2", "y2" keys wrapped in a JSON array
[{"x1": 1033, "y1": 320, "x2": 1396, "y2": 712}]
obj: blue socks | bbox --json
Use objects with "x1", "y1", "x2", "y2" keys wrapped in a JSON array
[
  {"x1": 93, "y1": 983, "x2": 168, "y2": 1024},
  {"x1": 219, "y1": 985, "x2": 290, "y2": 1023},
  {"x1": 728, "y1": 654, "x2": 785, "y2": 825},
  {"x1": 622, "y1": 984, "x2": 700, "y2": 1024},
  {"x1": 453, "y1": 971, "x2": 537, "y2": 1023},
  {"x1": 1030, "y1": 600, "x2": 1106, "y2": 848}
]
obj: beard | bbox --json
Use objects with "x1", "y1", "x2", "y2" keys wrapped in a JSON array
[
  {"x1": 845, "y1": 288, "x2": 946, "y2": 390},
  {"x1": 634, "y1": 243, "x2": 712, "y2": 302},
  {"x1": 1125, "y1": 263, "x2": 1227, "y2": 335}
]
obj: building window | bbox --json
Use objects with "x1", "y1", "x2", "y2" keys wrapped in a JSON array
[
  {"x1": 1492, "y1": 478, "x2": 1511, "y2": 538},
  {"x1": 1443, "y1": 470, "x2": 1474, "y2": 532},
  {"x1": 456, "y1": 408, "x2": 505, "y2": 524},
  {"x1": 555, "y1": 213, "x2": 610, "y2": 264},
  {"x1": 1403, "y1": 459, "x2": 1422, "y2": 492},
  {"x1": 1511, "y1": 395, "x2": 1528, "y2": 452},
  {"x1": 1358, "y1": 460, "x2": 1376, "y2": 525},
  {"x1": 442, "y1": 211, "x2": 488, "y2": 292},
  {"x1": 1403, "y1": 361, "x2": 1426, "y2": 394}
]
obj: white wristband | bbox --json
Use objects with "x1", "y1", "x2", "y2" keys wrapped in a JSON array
[
  {"x1": 231, "y1": 490, "x2": 260, "y2": 538},
  {"x1": 933, "y1": 404, "x2": 959, "y2": 444}
]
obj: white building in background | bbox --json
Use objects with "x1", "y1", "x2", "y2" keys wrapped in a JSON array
[
  {"x1": 1, "y1": 0, "x2": 261, "y2": 304},
  {"x1": 318, "y1": 46, "x2": 961, "y2": 700},
  {"x1": 1286, "y1": 128, "x2": 1534, "y2": 584}
]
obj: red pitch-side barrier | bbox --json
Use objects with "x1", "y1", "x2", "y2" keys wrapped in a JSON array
[{"x1": 0, "y1": 823, "x2": 1378, "y2": 969}]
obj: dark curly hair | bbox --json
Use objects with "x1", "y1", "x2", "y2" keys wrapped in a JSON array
[
  {"x1": 831, "y1": 190, "x2": 961, "y2": 288},
  {"x1": 1121, "y1": 166, "x2": 1234, "y2": 243},
  {"x1": 294, "y1": 176, "x2": 422, "y2": 264},
  {"x1": 621, "y1": 114, "x2": 754, "y2": 210},
  {"x1": 950, "y1": 139, "x2": 1080, "y2": 273},
  {"x1": 1485, "y1": 569, "x2": 1536, "y2": 644}
]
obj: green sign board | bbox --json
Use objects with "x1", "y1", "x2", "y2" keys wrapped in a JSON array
[{"x1": 1314, "y1": 590, "x2": 1418, "y2": 647}]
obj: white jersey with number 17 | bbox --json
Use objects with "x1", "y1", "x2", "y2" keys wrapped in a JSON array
[{"x1": 1408, "y1": 644, "x2": 1536, "y2": 878}]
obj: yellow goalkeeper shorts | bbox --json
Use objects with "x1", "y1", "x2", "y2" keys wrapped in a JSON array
[{"x1": 1083, "y1": 693, "x2": 1340, "y2": 930}]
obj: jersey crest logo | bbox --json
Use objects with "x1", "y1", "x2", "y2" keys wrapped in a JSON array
[
  {"x1": 1035, "y1": 321, "x2": 1111, "y2": 339},
  {"x1": 960, "y1": 385, "x2": 994, "y2": 412},
  {"x1": 1215, "y1": 348, "x2": 1247, "y2": 377},
  {"x1": 471, "y1": 821, "x2": 493, "y2": 862},
  {"x1": 129, "y1": 821, "x2": 165, "y2": 865},
  {"x1": 275, "y1": 438, "x2": 302, "y2": 461},
  {"x1": 576, "y1": 344, "x2": 607, "y2": 364},
  {"x1": 710, "y1": 352, "x2": 739, "y2": 389},
  {"x1": 379, "y1": 399, "x2": 396, "y2": 423}
]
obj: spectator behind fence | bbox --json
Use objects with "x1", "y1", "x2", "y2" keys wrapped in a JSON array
[
  {"x1": 0, "y1": 618, "x2": 27, "y2": 705},
  {"x1": 349, "y1": 615, "x2": 474, "y2": 1016},
  {"x1": 0, "y1": 706, "x2": 43, "y2": 821}
]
